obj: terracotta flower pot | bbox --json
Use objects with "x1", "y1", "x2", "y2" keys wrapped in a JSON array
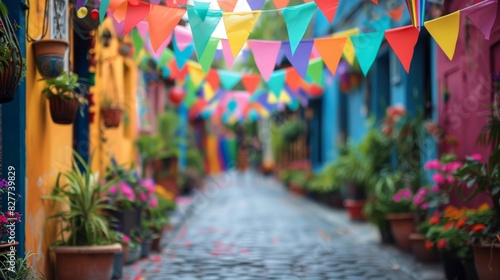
[
  {"x1": 101, "y1": 107, "x2": 123, "y2": 128},
  {"x1": 386, "y1": 213, "x2": 416, "y2": 251},
  {"x1": 49, "y1": 96, "x2": 80, "y2": 125},
  {"x1": 51, "y1": 243, "x2": 122, "y2": 280},
  {"x1": 32, "y1": 39, "x2": 69, "y2": 78},
  {"x1": 118, "y1": 42, "x2": 134, "y2": 57},
  {"x1": 343, "y1": 199, "x2": 366, "y2": 221},
  {"x1": 472, "y1": 243, "x2": 500, "y2": 280},
  {"x1": 289, "y1": 183, "x2": 306, "y2": 196},
  {"x1": 409, "y1": 233, "x2": 439, "y2": 262}
]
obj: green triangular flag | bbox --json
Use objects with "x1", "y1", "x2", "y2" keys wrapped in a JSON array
[
  {"x1": 186, "y1": 76, "x2": 202, "y2": 95},
  {"x1": 131, "y1": 29, "x2": 144, "y2": 57},
  {"x1": 184, "y1": 90, "x2": 198, "y2": 108},
  {"x1": 157, "y1": 48, "x2": 174, "y2": 69},
  {"x1": 194, "y1": 1, "x2": 210, "y2": 21},
  {"x1": 307, "y1": 58, "x2": 324, "y2": 85},
  {"x1": 281, "y1": 2, "x2": 317, "y2": 55},
  {"x1": 351, "y1": 32, "x2": 384, "y2": 76},
  {"x1": 266, "y1": 70, "x2": 286, "y2": 97},
  {"x1": 187, "y1": 7, "x2": 223, "y2": 60},
  {"x1": 199, "y1": 38, "x2": 220, "y2": 73},
  {"x1": 218, "y1": 70, "x2": 241, "y2": 90}
]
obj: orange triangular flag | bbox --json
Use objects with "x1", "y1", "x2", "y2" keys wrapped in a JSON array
[
  {"x1": 385, "y1": 25, "x2": 420, "y2": 73},
  {"x1": 371, "y1": 0, "x2": 378, "y2": 4},
  {"x1": 314, "y1": 37, "x2": 347, "y2": 76},
  {"x1": 218, "y1": 0, "x2": 238, "y2": 12},
  {"x1": 273, "y1": 0, "x2": 290, "y2": 10},
  {"x1": 148, "y1": 6, "x2": 185, "y2": 52},
  {"x1": 242, "y1": 74, "x2": 261, "y2": 94},
  {"x1": 206, "y1": 69, "x2": 220, "y2": 91},
  {"x1": 285, "y1": 68, "x2": 303, "y2": 92},
  {"x1": 388, "y1": 5, "x2": 404, "y2": 21}
]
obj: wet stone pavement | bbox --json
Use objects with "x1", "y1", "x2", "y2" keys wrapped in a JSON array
[{"x1": 125, "y1": 172, "x2": 417, "y2": 280}]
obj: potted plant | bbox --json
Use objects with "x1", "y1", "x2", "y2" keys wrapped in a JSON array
[
  {"x1": 100, "y1": 97, "x2": 123, "y2": 128},
  {"x1": 42, "y1": 152, "x2": 122, "y2": 280},
  {"x1": 0, "y1": 1, "x2": 24, "y2": 103},
  {"x1": 0, "y1": 252, "x2": 45, "y2": 280},
  {"x1": 147, "y1": 194, "x2": 175, "y2": 252},
  {"x1": 31, "y1": 38, "x2": 69, "y2": 78},
  {"x1": 121, "y1": 233, "x2": 141, "y2": 265},
  {"x1": 306, "y1": 163, "x2": 343, "y2": 208},
  {"x1": 40, "y1": 72, "x2": 87, "y2": 125},
  {"x1": 288, "y1": 170, "x2": 309, "y2": 196}
]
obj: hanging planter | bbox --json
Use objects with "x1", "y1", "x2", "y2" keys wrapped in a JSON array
[
  {"x1": 100, "y1": 64, "x2": 124, "y2": 128},
  {"x1": 32, "y1": 39, "x2": 69, "y2": 78},
  {"x1": 0, "y1": 6, "x2": 24, "y2": 103},
  {"x1": 338, "y1": 60, "x2": 362, "y2": 94},
  {"x1": 41, "y1": 72, "x2": 87, "y2": 125}
]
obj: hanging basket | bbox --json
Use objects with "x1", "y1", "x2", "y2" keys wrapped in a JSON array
[
  {"x1": 32, "y1": 39, "x2": 69, "y2": 79},
  {"x1": 100, "y1": 107, "x2": 123, "y2": 128},
  {"x1": 0, "y1": 9, "x2": 24, "y2": 103},
  {"x1": 49, "y1": 95, "x2": 80, "y2": 125}
]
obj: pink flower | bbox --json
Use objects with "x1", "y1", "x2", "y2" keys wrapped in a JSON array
[
  {"x1": 419, "y1": 202, "x2": 429, "y2": 210},
  {"x1": 431, "y1": 185, "x2": 440, "y2": 193},
  {"x1": 393, "y1": 188, "x2": 412, "y2": 202},
  {"x1": 149, "y1": 197, "x2": 158, "y2": 208},
  {"x1": 141, "y1": 179, "x2": 156, "y2": 194},
  {"x1": 433, "y1": 173, "x2": 445, "y2": 185},
  {"x1": 417, "y1": 188, "x2": 429, "y2": 197},
  {"x1": 424, "y1": 159, "x2": 440, "y2": 170},
  {"x1": 122, "y1": 235, "x2": 131, "y2": 243},
  {"x1": 413, "y1": 195, "x2": 424, "y2": 205},
  {"x1": 120, "y1": 182, "x2": 135, "y2": 201},
  {"x1": 446, "y1": 162, "x2": 463, "y2": 172},
  {"x1": 140, "y1": 192, "x2": 147, "y2": 202},
  {"x1": 0, "y1": 215, "x2": 7, "y2": 223},
  {"x1": 109, "y1": 185, "x2": 118, "y2": 194},
  {"x1": 446, "y1": 176, "x2": 455, "y2": 184},
  {"x1": 393, "y1": 194, "x2": 401, "y2": 202},
  {"x1": 469, "y1": 154, "x2": 482, "y2": 161}
]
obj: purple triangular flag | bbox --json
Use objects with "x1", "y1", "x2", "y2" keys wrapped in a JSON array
[
  {"x1": 215, "y1": 49, "x2": 223, "y2": 61},
  {"x1": 248, "y1": 0, "x2": 266, "y2": 10},
  {"x1": 275, "y1": 45, "x2": 286, "y2": 66},
  {"x1": 283, "y1": 40, "x2": 314, "y2": 79},
  {"x1": 462, "y1": 0, "x2": 498, "y2": 40}
]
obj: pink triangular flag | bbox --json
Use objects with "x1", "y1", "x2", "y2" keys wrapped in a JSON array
[
  {"x1": 248, "y1": 40, "x2": 281, "y2": 82},
  {"x1": 123, "y1": 2, "x2": 150, "y2": 35},
  {"x1": 462, "y1": 0, "x2": 498, "y2": 40},
  {"x1": 136, "y1": 21, "x2": 148, "y2": 39},
  {"x1": 154, "y1": 35, "x2": 172, "y2": 59},
  {"x1": 174, "y1": 26, "x2": 194, "y2": 51},
  {"x1": 385, "y1": 26, "x2": 420, "y2": 73},
  {"x1": 148, "y1": 5, "x2": 185, "y2": 52},
  {"x1": 221, "y1": 39, "x2": 235, "y2": 68}
]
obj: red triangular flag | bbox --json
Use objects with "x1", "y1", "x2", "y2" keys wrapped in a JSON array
[
  {"x1": 148, "y1": 6, "x2": 185, "y2": 52},
  {"x1": 123, "y1": 2, "x2": 150, "y2": 35},
  {"x1": 241, "y1": 74, "x2": 261, "y2": 94},
  {"x1": 314, "y1": 0, "x2": 339, "y2": 23},
  {"x1": 385, "y1": 25, "x2": 420, "y2": 73},
  {"x1": 169, "y1": 59, "x2": 188, "y2": 80},
  {"x1": 314, "y1": 37, "x2": 346, "y2": 76},
  {"x1": 218, "y1": 0, "x2": 238, "y2": 12},
  {"x1": 388, "y1": 5, "x2": 404, "y2": 21},
  {"x1": 206, "y1": 69, "x2": 220, "y2": 91},
  {"x1": 371, "y1": 0, "x2": 378, "y2": 4},
  {"x1": 285, "y1": 68, "x2": 303, "y2": 92},
  {"x1": 273, "y1": 0, "x2": 290, "y2": 10}
]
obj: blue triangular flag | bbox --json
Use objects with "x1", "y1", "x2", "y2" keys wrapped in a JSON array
[
  {"x1": 351, "y1": 32, "x2": 385, "y2": 76},
  {"x1": 281, "y1": 2, "x2": 317, "y2": 55},
  {"x1": 187, "y1": 7, "x2": 223, "y2": 59},
  {"x1": 218, "y1": 70, "x2": 242, "y2": 90}
]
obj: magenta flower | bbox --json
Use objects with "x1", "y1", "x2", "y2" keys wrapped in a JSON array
[
  {"x1": 446, "y1": 162, "x2": 463, "y2": 172},
  {"x1": 413, "y1": 195, "x2": 424, "y2": 205},
  {"x1": 141, "y1": 179, "x2": 156, "y2": 194},
  {"x1": 140, "y1": 192, "x2": 147, "y2": 202},
  {"x1": 417, "y1": 188, "x2": 429, "y2": 197},
  {"x1": 149, "y1": 196, "x2": 158, "y2": 208},
  {"x1": 0, "y1": 215, "x2": 7, "y2": 223},
  {"x1": 122, "y1": 235, "x2": 131, "y2": 243},
  {"x1": 419, "y1": 202, "x2": 429, "y2": 210},
  {"x1": 446, "y1": 176, "x2": 454, "y2": 184},
  {"x1": 469, "y1": 154, "x2": 482, "y2": 161},
  {"x1": 393, "y1": 188, "x2": 412, "y2": 202},
  {"x1": 433, "y1": 173, "x2": 445, "y2": 185},
  {"x1": 393, "y1": 194, "x2": 401, "y2": 202},
  {"x1": 424, "y1": 159, "x2": 440, "y2": 170},
  {"x1": 109, "y1": 185, "x2": 118, "y2": 195},
  {"x1": 120, "y1": 182, "x2": 135, "y2": 201},
  {"x1": 431, "y1": 185, "x2": 440, "y2": 193}
]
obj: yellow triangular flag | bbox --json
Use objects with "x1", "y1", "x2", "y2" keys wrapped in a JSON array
[
  {"x1": 187, "y1": 61, "x2": 206, "y2": 89},
  {"x1": 203, "y1": 83, "x2": 215, "y2": 101},
  {"x1": 223, "y1": 11, "x2": 262, "y2": 57},
  {"x1": 424, "y1": 11, "x2": 460, "y2": 61},
  {"x1": 267, "y1": 92, "x2": 278, "y2": 104},
  {"x1": 332, "y1": 28, "x2": 359, "y2": 66},
  {"x1": 279, "y1": 90, "x2": 291, "y2": 103}
]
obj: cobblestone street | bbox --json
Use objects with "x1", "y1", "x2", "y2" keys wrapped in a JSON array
[{"x1": 124, "y1": 172, "x2": 440, "y2": 280}]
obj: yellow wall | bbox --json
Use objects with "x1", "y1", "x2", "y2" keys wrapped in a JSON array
[
  {"x1": 24, "y1": 0, "x2": 73, "y2": 278},
  {"x1": 24, "y1": 7, "x2": 139, "y2": 279},
  {"x1": 90, "y1": 18, "x2": 139, "y2": 174}
]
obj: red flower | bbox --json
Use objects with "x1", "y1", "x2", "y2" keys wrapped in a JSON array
[
  {"x1": 472, "y1": 224, "x2": 486, "y2": 233},
  {"x1": 429, "y1": 216, "x2": 439, "y2": 225},
  {"x1": 456, "y1": 217, "x2": 468, "y2": 229},
  {"x1": 437, "y1": 239, "x2": 447, "y2": 249},
  {"x1": 443, "y1": 222, "x2": 455, "y2": 230},
  {"x1": 425, "y1": 240, "x2": 434, "y2": 250}
]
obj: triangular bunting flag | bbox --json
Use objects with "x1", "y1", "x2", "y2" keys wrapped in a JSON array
[
  {"x1": 314, "y1": 0, "x2": 339, "y2": 23},
  {"x1": 174, "y1": 26, "x2": 194, "y2": 51},
  {"x1": 123, "y1": 2, "x2": 150, "y2": 35},
  {"x1": 333, "y1": 28, "x2": 359, "y2": 66},
  {"x1": 168, "y1": 60, "x2": 188, "y2": 80},
  {"x1": 242, "y1": 74, "x2": 261, "y2": 94},
  {"x1": 199, "y1": 38, "x2": 220, "y2": 73},
  {"x1": 99, "y1": 0, "x2": 110, "y2": 23},
  {"x1": 307, "y1": 59, "x2": 324, "y2": 85},
  {"x1": 157, "y1": 48, "x2": 174, "y2": 69},
  {"x1": 221, "y1": 39, "x2": 235, "y2": 68},
  {"x1": 273, "y1": 0, "x2": 290, "y2": 10},
  {"x1": 281, "y1": 2, "x2": 317, "y2": 55},
  {"x1": 283, "y1": 40, "x2": 314, "y2": 79},
  {"x1": 314, "y1": 37, "x2": 346, "y2": 76},
  {"x1": 388, "y1": 5, "x2": 404, "y2": 21},
  {"x1": 148, "y1": 6, "x2": 185, "y2": 52},
  {"x1": 218, "y1": 0, "x2": 238, "y2": 12},
  {"x1": 206, "y1": 69, "x2": 221, "y2": 91},
  {"x1": 248, "y1": 0, "x2": 265, "y2": 10},
  {"x1": 203, "y1": 83, "x2": 215, "y2": 101},
  {"x1": 173, "y1": 37, "x2": 195, "y2": 69},
  {"x1": 194, "y1": 1, "x2": 210, "y2": 21},
  {"x1": 371, "y1": 0, "x2": 378, "y2": 4},
  {"x1": 385, "y1": 25, "x2": 420, "y2": 73},
  {"x1": 248, "y1": 40, "x2": 282, "y2": 82},
  {"x1": 223, "y1": 11, "x2": 262, "y2": 57},
  {"x1": 187, "y1": 61, "x2": 206, "y2": 89},
  {"x1": 111, "y1": 0, "x2": 127, "y2": 23},
  {"x1": 424, "y1": 11, "x2": 460, "y2": 61},
  {"x1": 188, "y1": 8, "x2": 223, "y2": 59},
  {"x1": 462, "y1": 0, "x2": 498, "y2": 40},
  {"x1": 218, "y1": 70, "x2": 242, "y2": 90},
  {"x1": 286, "y1": 68, "x2": 303, "y2": 92},
  {"x1": 267, "y1": 70, "x2": 286, "y2": 97},
  {"x1": 351, "y1": 32, "x2": 385, "y2": 76},
  {"x1": 131, "y1": 29, "x2": 144, "y2": 57}
]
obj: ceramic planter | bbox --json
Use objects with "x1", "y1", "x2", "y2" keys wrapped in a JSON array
[
  {"x1": 409, "y1": 233, "x2": 439, "y2": 262},
  {"x1": 48, "y1": 96, "x2": 79, "y2": 125},
  {"x1": 101, "y1": 107, "x2": 123, "y2": 128},
  {"x1": 472, "y1": 243, "x2": 500, "y2": 280},
  {"x1": 32, "y1": 39, "x2": 69, "y2": 78},
  {"x1": 343, "y1": 199, "x2": 366, "y2": 221},
  {"x1": 140, "y1": 239, "x2": 153, "y2": 259},
  {"x1": 386, "y1": 213, "x2": 416, "y2": 251},
  {"x1": 0, "y1": 10, "x2": 23, "y2": 103},
  {"x1": 51, "y1": 243, "x2": 122, "y2": 280}
]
